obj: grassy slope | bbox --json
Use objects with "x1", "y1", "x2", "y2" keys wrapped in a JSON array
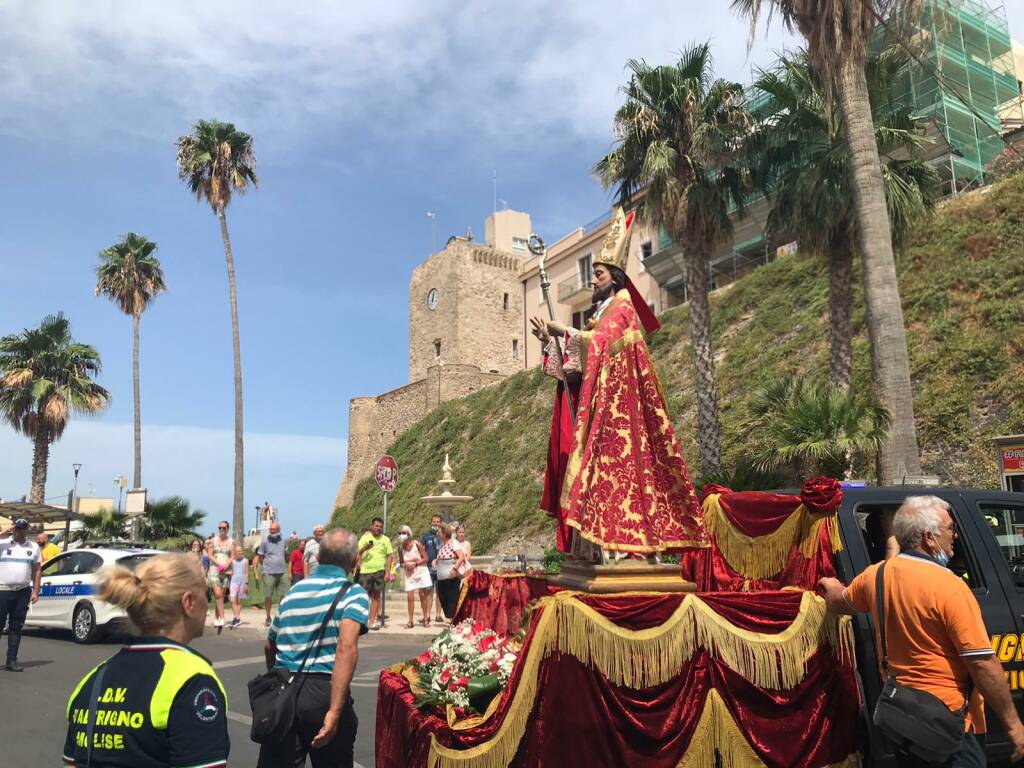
[{"x1": 332, "y1": 173, "x2": 1024, "y2": 553}]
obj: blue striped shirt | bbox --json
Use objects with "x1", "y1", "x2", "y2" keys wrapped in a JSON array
[{"x1": 268, "y1": 565, "x2": 369, "y2": 674}]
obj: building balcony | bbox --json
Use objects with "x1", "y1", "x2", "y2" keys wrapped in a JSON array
[{"x1": 557, "y1": 275, "x2": 593, "y2": 304}]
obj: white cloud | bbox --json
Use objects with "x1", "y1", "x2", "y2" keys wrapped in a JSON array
[
  {"x1": 0, "y1": 0, "x2": 795, "y2": 147},
  {"x1": 0, "y1": 422, "x2": 345, "y2": 535}
]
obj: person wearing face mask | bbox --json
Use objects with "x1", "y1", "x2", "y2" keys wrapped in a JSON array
[
  {"x1": 819, "y1": 496, "x2": 1024, "y2": 766},
  {"x1": 421, "y1": 514, "x2": 443, "y2": 623},
  {"x1": 254, "y1": 521, "x2": 288, "y2": 627}
]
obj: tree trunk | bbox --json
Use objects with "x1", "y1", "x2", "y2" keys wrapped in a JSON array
[
  {"x1": 836, "y1": 54, "x2": 922, "y2": 483},
  {"x1": 30, "y1": 424, "x2": 50, "y2": 504},
  {"x1": 684, "y1": 244, "x2": 722, "y2": 476},
  {"x1": 133, "y1": 311, "x2": 142, "y2": 489},
  {"x1": 219, "y1": 210, "x2": 245, "y2": 543},
  {"x1": 827, "y1": 238, "x2": 854, "y2": 392}
]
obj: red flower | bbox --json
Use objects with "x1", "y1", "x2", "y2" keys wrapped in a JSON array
[
  {"x1": 417, "y1": 651, "x2": 433, "y2": 665},
  {"x1": 472, "y1": 620, "x2": 486, "y2": 635},
  {"x1": 456, "y1": 676, "x2": 470, "y2": 688},
  {"x1": 448, "y1": 682, "x2": 459, "y2": 692},
  {"x1": 439, "y1": 668, "x2": 452, "y2": 684},
  {"x1": 477, "y1": 634, "x2": 497, "y2": 653},
  {"x1": 801, "y1": 476, "x2": 843, "y2": 514}
]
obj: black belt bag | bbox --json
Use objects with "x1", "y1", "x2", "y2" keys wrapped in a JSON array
[
  {"x1": 871, "y1": 560, "x2": 969, "y2": 764},
  {"x1": 248, "y1": 581, "x2": 351, "y2": 744}
]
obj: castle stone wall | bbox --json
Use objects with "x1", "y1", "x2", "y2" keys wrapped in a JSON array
[{"x1": 333, "y1": 364, "x2": 505, "y2": 510}]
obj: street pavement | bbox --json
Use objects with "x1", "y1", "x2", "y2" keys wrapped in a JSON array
[{"x1": 0, "y1": 612, "x2": 437, "y2": 768}]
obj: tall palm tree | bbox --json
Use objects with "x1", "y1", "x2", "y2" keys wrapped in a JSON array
[
  {"x1": 754, "y1": 48, "x2": 938, "y2": 390},
  {"x1": 733, "y1": 0, "x2": 925, "y2": 482},
  {"x1": 0, "y1": 314, "x2": 111, "y2": 503},
  {"x1": 96, "y1": 233, "x2": 167, "y2": 490},
  {"x1": 176, "y1": 119, "x2": 258, "y2": 541},
  {"x1": 595, "y1": 42, "x2": 751, "y2": 475}
]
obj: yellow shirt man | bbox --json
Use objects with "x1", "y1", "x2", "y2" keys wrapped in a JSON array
[{"x1": 39, "y1": 540, "x2": 61, "y2": 563}]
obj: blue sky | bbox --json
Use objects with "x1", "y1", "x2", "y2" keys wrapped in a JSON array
[{"x1": 2, "y1": 1, "x2": 1022, "y2": 537}]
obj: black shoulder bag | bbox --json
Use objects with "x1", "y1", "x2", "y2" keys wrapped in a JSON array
[
  {"x1": 248, "y1": 581, "x2": 352, "y2": 744},
  {"x1": 871, "y1": 560, "x2": 969, "y2": 763}
]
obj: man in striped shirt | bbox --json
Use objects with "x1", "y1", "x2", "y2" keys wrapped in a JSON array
[{"x1": 259, "y1": 528, "x2": 369, "y2": 768}]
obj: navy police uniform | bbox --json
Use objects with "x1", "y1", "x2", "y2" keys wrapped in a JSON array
[{"x1": 63, "y1": 637, "x2": 229, "y2": 768}]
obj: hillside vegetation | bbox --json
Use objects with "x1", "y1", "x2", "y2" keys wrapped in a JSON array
[{"x1": 332, "y1": 173, "x2": 1024, "y2": 553}]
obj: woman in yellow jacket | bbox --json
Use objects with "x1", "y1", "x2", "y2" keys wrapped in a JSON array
[{"x1": 63, "y1": 553, "x2": 230, "y2": 768}]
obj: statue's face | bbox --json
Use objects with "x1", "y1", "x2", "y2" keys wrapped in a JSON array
[{"x1": 592, "y1": 264, "x2": 612, "y2": 289}]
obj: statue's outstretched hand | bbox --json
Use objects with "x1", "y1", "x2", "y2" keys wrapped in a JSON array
[{"x1": 529, "y1": 316, "x2": 550, "y2": 343}]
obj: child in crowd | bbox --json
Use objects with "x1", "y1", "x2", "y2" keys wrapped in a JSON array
[{"x1": 228, "y1": 545, "x2": 249, "y2": 628}]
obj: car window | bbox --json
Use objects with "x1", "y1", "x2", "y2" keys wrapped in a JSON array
[
  {"x1": 72, "y1": 552, "x2": 104, "y2": 575},
  {"x1": 855, "y1": 501, "x2": 984, "y2": 589},
  {"x1": 977, "y1": 501, "x2": 1024, "y2": 590},
  {"x1": 115, "y1": 554, "x2": 154, "y2": 572},
  {"x1": 41, "y1": 554, "x2": 70, "y2": 577}
]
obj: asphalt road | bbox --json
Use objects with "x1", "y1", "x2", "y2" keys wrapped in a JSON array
[{"x1": 0, "y1": 626, "x2": 429, "y2": 767}]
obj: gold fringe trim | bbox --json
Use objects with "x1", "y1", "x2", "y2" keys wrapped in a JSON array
[
  {"x1": 705, "y1": 494, "x2": 843, "y2": 580},
  {"x1": 676, "y1": 690, "x2": 862, "y2": 768},
  {"x1": 427, "y1": 606, "x2": 553, "y2": 768},
  {"x1": 426, "y1": 592, "x2": 858, "y2": 768},
  {"x1": 549, "y1": 590, "x2": 843, "y2": 691}
]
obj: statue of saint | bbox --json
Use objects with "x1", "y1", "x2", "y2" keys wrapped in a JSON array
[{"x1": 531, "y1": 207, "x2": 707, "y2": 558}]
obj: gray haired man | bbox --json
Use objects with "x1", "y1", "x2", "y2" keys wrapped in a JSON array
[{"x1": 261, "y1": 528, "x2": 369, "y2": 768}]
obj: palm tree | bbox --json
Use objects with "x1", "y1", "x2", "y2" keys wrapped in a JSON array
[
  {"x1": 594, "y1": 42, "x2": 751, "y2": 475},
  {"x1": 95, "y1": 233, "x2": 167, "y2": 490},
  {"x1": 746, "y1": 377, "x2": 890, "y2": 481},
  {"x1": 0, "y1": 314, "x2": 111, "y2": 503},
  {"x1": 176, "y1": 119, "x2": 258, "y2": 541},
  {"x1": 733, "y1": 0, "x2": 925, "y2": 483},
  {"x1": 75, "y1": 507, "x2": 130, "y2": 543},
  {"x1": 139, "y1": 495, "x2": 206, "y2": 540},
  {"x1": 754, "y1": 48, "x2": 938, "y2": 390}
]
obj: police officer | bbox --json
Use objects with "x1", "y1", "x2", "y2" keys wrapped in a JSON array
[
  {"x1": 63, "y1": 554, "x2": 230, "y2": 768},
  {"x1": 0, "y1": 517, "x2": 41, "y2": 672}
]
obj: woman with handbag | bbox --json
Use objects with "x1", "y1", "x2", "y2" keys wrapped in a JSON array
[
  {"x1": 63, "y1": 554, "x2": 229, "y2": 768},
  {"x1": 432, "y1": 525, "x2": 467, "y2": 622}
]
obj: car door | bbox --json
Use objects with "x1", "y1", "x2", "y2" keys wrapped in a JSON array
[
  {"x1": 31, "y1": 552, "x2": 79, "y2": 625},
  {"x1": 961, "y1": 492, "x2": 1024, "y2": 696}
]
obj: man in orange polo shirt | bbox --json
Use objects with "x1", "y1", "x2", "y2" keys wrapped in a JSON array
[{"x1": 820, "y1": 495, "x2": 1024, "y2": 766}]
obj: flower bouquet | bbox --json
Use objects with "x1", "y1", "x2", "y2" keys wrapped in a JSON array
[{"x1": 412, "y1": 619, "x2": 520, "y2": 714}]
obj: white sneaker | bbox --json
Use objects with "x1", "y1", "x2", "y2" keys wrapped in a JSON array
[{"x1": 214, "y1": 617, "x2": 224, "y2": 628}]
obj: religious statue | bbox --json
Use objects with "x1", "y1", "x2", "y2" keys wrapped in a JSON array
[{"x1": 531, "y1": 207, "x2": 707, "y2": 559}]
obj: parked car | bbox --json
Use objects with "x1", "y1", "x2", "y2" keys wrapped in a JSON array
[
  {"x1": 25, "y1": 546, "x2": 162, "y2": 643},
  {"x1": 833, "y1": 487, "x2": 1024, "y2": 766}
]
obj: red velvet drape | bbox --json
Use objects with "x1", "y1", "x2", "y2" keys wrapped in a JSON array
[
  {"x1": 376, "y1": 592, "x2": 860, "y2": 768},
  {"x1": 453, "y1": 571, "x2": 558, "y2": 637},
  {"x1": 679, "y1": 486, "x2": 841, "y2": 591}
]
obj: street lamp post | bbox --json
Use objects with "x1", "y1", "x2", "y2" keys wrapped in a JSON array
[{"x1": 66, "y1": 463, "x2": 82, "y2": 552}]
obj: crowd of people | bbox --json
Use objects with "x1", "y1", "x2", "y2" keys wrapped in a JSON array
[
  {"x1": 51, "y1": 512, "x2": 476, "y2": 768},
  {"x1": 177, "y1": 514, "x2": 474, "y2": 635}
]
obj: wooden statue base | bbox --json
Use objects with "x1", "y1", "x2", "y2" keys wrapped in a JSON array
[{"x1": 550, "y1": 560, "x2": 696, "y2": 594}]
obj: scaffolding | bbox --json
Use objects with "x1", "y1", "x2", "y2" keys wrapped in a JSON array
[{"x1": 881, "y1": 0, "x2": 1022, "y2": 194}]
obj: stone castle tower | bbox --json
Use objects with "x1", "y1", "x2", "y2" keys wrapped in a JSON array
[{"x1": 333, "y1": 210, "x2": 531, "y2": 510}]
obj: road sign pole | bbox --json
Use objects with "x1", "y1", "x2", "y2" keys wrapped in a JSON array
[
  {"x1": 373, "y1": 455, "x2": 398, "y2": 629},
  {"x1": 381, "y1": 491, "x2": 388, "y2": 628}
]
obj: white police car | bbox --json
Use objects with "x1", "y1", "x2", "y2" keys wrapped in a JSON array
[{"x1": 26, "y1": 546, "x2": 161, "y2": 643}]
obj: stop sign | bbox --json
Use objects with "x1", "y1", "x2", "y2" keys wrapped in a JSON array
[{"x1": 375, "y1": 455, "x2": 398, "y2": 493}]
